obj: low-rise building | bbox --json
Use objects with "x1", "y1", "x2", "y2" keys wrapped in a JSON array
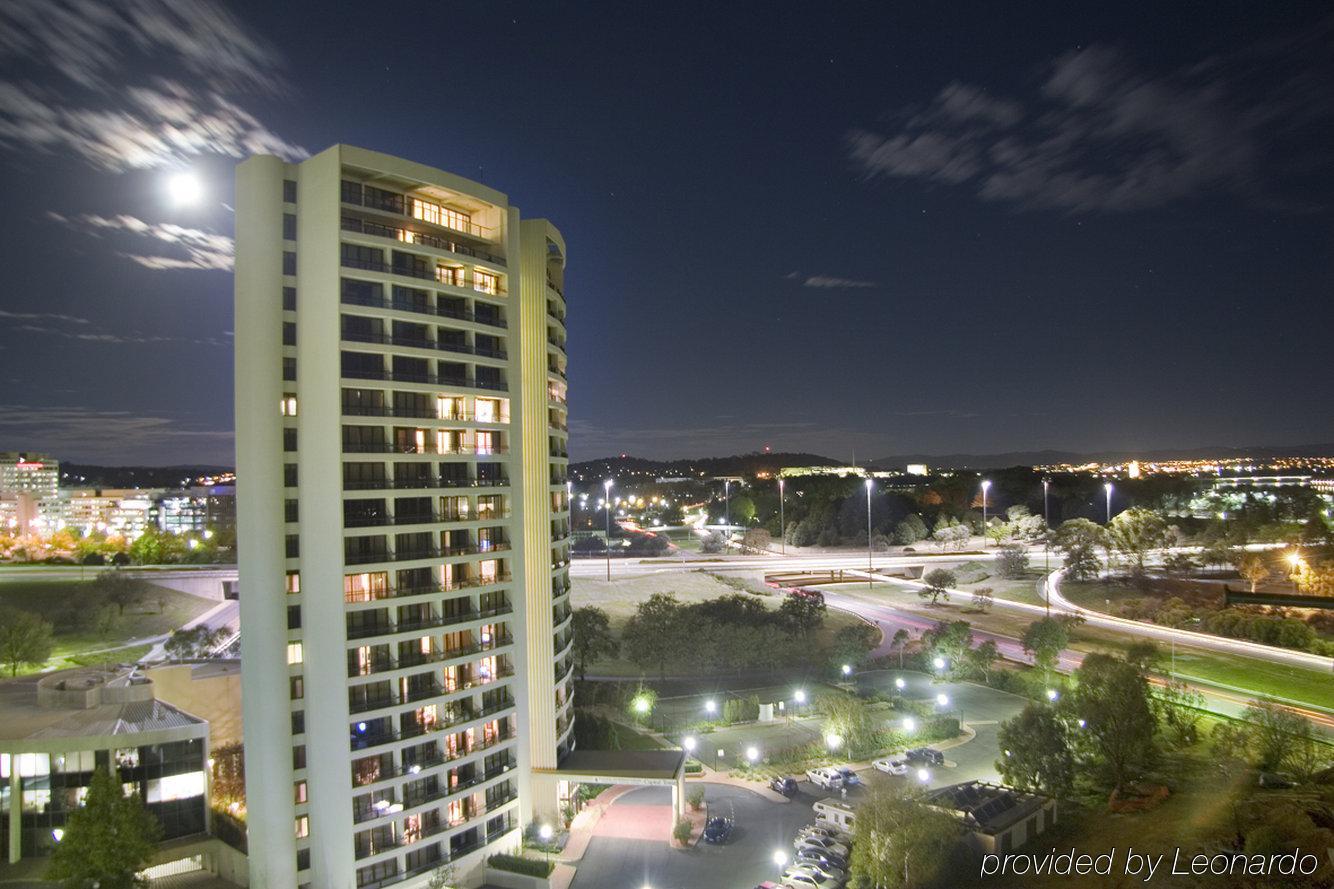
[{"x1": 923, "y1": 780, "x2": 1056, "y2": 854}]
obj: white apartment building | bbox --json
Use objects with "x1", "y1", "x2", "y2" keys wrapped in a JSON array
[{"x1": 234, "y1": 146, "x2": 572, "y2": 889}]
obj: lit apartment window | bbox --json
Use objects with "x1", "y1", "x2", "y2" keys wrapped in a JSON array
[
  {"x1": 414, "y1": 197, "x2": 471, "y2": 235},
  {"x1": 436, "y1": 395, "x2": 461, "y2": 419},
  {"x1": 435, "y1": 265, "x2": 464, "y2": 287},
  {"x1": 281, "y1": 395, "x2": 298, "y2": 416},
  {"x1": 344, "y1": 572, "x2": 387, "y2": 603},
  {"x1": 287, "y1": 642, "x2": 304, "y2": 665},
  {"x1": 396, "y1": 228, "x2": 419, "y2": 245},
  {"x1": 474, "y1": 271, "x2": 498, "y2": 295},
  {"x1": 479, "y1": 560, "x2": 498, "y2": 584},
  {"x1": 475, "y1": 399, "x2": 498, "y2": 423},
  {"x1": 294, "y1": 781, "x2": 307, "y2": 804},
  {"x1": 286, "y1": 572, "x2": 301, "y2": 594},
  {"x1": 475, "y1": 431, "x2": 495, "y2": 455},
  {"x1": 295, "y1": 815, "x2": 309, "y2": 838},
  {"x1": 442, "y1": 207, "x2": 471, "y2": 233},
  {"x1": 410, "y1": 198, "x2": 441, "y2": 226}
]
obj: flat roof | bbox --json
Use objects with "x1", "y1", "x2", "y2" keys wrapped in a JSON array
[
  {"x1": 924, "y1": 781, "x2": 1051, "y2": 835},
  {"x1": 0, "y1": 669, "x2": 204, "y2": 748},
  {"x1": 555, "y1": 749, "x2": 685, "y2": 781}
]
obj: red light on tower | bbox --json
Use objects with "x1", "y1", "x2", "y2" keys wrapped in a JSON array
[{"x1": 764, "y1": 445, "x2": 771, "y2": 453}]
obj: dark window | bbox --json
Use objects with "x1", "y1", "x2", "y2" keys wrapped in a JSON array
[
  {"x1": 284, "y1": 464, "x2": 298, "y2": 487},
  {"x1": 296, "y1": 848, "x2": 310, "y2": 871},
  {"x1": 291, "y1": 709, "x2": 305, "y2": 734},
  {"x1": 290, "y1": 677, "x2": 304, "y2": 700},
  {"x1": 283, "y1": 213, "x2": 297, "y2": 241},
  {"x1": 282, "y1": 286, "x2": 297, "y2": 310},
  {"x1": 285, "y1": 499, "x2": 299, "y2": 523},
  {"x1": 341, "y1": 278, "x2": 383, "y2": 306},
  {"x1": 282, "y1": 357, "x2": 297, "y2": 381},
  {"x1": 283, "y1": 251, "x2": 296, "y2": 275},
  {"x1": 340, "y1": 179, "x2": 363, "y2": 204},
  {"x1": 363, "y1": 185, "x2": 404, "y2": 214},
  {"x1": 293, "y1": 745, "x2": 306, "y2": 768},
  {"x1": 286, "y1": 534, "x2": 300, "y2": 558},
  {"x1": 340, "y1": 243, "x2": 383, "y2": 271},
  {"x1": 284, "y1": 427, "x2": 298, "y2": 451},
  {"x1": 283, "y1": 179, "x2": 297, "y2": 203},
  {"x1": 283, "y1": 322, "x2": 297, "y2": 346}
]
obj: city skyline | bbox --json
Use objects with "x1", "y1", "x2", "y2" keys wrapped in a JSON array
[{"x1": 1, "y1": 2, "x2": 1332, "y2": 464}]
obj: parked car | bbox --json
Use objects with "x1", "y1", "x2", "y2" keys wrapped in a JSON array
[
  {"x1": 797, "y1": 824, "x2": 849, "y2": 844},
  {"x1": 770, "y1": 775, "x2": 799, "y2": 796},
  {"x1": 872, "y1": 756, "x2": 909, "y2": 775},
  {"x1": 796, "y1": 846, "x2": 848, "y2": 873},
  {"x1": 703, "y1": 816, "x2": 734, "y2": 844},
  {"x1": 906, "y1": 747, "x2": 944, "y2": 765},
  {"x1": 805, "y1": 767, "x2": 844, "y2": 790},
  {"x1": 790, "y1": 856, "x2": 846, "y2": 882},
  {"x1": 781, "y1": 866, "x2": 841, "y2": 889},
  {"x1": 797, "y1": 835, "x2": 850, "y2": 858},
  {"x1": 834, "y1": 766, "x2": 862, "y2": 786}
]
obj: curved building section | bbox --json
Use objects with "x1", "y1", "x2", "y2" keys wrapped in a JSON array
[{"x1": 235, "y1": 146, "x2": 569, "y2": 889}]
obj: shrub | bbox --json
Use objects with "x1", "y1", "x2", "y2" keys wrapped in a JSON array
[
  {"x1": 487, "y1": 853, "x2": 552, "y2": 878},
  {"x1": 673, "y1": 817, "x2": 693, "y2": 844},
  {"x1": 686, "y1": 785, "x2": 705, "y2": 811}
]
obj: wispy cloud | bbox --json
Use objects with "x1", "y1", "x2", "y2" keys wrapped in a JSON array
[
  {"x1": 786, "y1": 272, "x2": 878, "y2": 289},
  {"x1": 847, "y1": 29, "x2": 1334, "y2": 212},
  {"x1": 0, "y1": 309, "x2": 91, "y2": 325},
  {"x1": 49, "y1": 212, "x2": 233, "y2": 271},
  {"x1": 0, "y1": 0, "x2": 306, "y2": 171},
  {"x1": 14, "y1": 324, "x2": 228, "y2": 347},
  {"x1": 0, "y1": 404, "x2": 233, "y2": 464}
]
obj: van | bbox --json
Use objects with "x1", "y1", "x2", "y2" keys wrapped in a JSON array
[{"x1": 813, "y1": 798, "x2": 856, "y2": 834}]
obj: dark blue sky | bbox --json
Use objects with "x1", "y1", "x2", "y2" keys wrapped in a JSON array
[{"x1": 0, "y1": 1, "x2": 1330, "y2": 464}]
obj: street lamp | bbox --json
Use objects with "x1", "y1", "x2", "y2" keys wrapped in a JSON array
[
  {"x1": 902, "y1": 716, "x2": 917, "y2": 733},
  {"x1": 1045, "y1": 688, "x2": 1059, "y2": 702},
  {"x1": 745, "y1": 746, "x2": 759, "y2": 763},
  {"x1": 724, "y1": 479, "x2": 732, "y2": 539},
  {"x1": 1042, "y1": 478, "x2": 1050, "y2": 526},
  {"x1": 825, "y1": 733, "x2": 843, "y2": 752},
  {"x1": 841, "y1": 664, "x2": 852, "y2": 677},
  {"x1": 1104, "y1": 481, "x2": 1113, "y2": 524},
  {"x1": 932, "y1": 656, "x2": 946, "y2": 672},
  {"x1": 894, "y1": 677, "x2": 905, "y2": 690},
  {"x1": 916, "y1": 767, "x2": 931, "y2": 783},
  {"x1": 1286, "y1": 551, "x2": 1303, "y2": 592},
  {"x1": 683, "y1": 736, "x2": 697, "y2": 754},
  {"x1": 794, "y1": 689, "x2": 807, "y2": 706},
  {"x1": 538, "y1": 823, "x2": 554, "y2": 866},
  {"x1": 773, "y1": 850, "x2": 789, "y2": 868},
  {"x1": 936, "y1": 692, "x2": 949, "y2": 707},
  {"x1": 864, "y1": 478, "x2": 874, "y2": 588},
  {"x1": 704, "y1": 698, "x2": 717, "y2": 716},
  {"x1": 778, "y1": 478, "x2": 786, "y2": 555},
  {"x1": 981, "y1": 480, "x2": 991, "y2": 544},
  {"x1": 603, "y1": 479, "x2": 614, "y2": 581}
]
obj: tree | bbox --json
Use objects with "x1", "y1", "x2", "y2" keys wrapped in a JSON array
[
  {"x1": 985, "y1": 521, "x2": 1008, "y2": 548},
  {"x1": 426, "y1": 864, "x2": 458, "y2": 889},
  {"x1": 966, "y1": 639, "x2": 1000, "y2": 683},
  {"x1": 1020, "y1": 617, "x2": 1069, "y2": 679},
  {"x1": 94, "y1": 570, "x2": 145, "y2": 616},
  {"x1": 1053, "y1": 519, "x2": 1105, "y2": 581},
  {"x1": 970, "y1": 586, "x2": 994, "y2": 613},
  {"x1": 47, "y1": 766, "x2": 161, "y2": 889},
  {"x1": 848, "y1": 786, "x2": 959, "y2": 889},
  {"x1": 729, "y1": 494, "x2": 757, "y2": 526},
  {"x1": 571, "y1": 607, "x2": 618, "y2": 681},
  {"x1": 996, "y1": 704, "x2": 1074, "y2": 797},
  {"x1": 996, "y1": 544, "x2": 1029, "y2": 579},
  {"x1": 1237, "y1": 552, "x2": 1270, "y2": 593},
  {"x1": 890, "y1": 628, "x2": 911, "y2": 669},
  {"x1": 740, "y1": 527, "x2": 771, "y2": 553},
  {"x1": 924, "y1": 620, "x2": 972, "y2": 675},
  {"x1": 918, "y1": 569, "x2": 955, "y2": 605},
  {"x1": 163, "y1": 626, "x2": 228, "y2": 660},
  {"x1": 892, "y1": 514, "x2": 928, "y2": 546},
  {"x1": 699, "y1": 531, "x2": 726, "y2": 554},
  {"x1": 1067, "y1": 653, "x2": 1157, "y2": 792},
  {"x1": 1156, "y1": 679, "x2": 1205, "y2": 746},
  {"x1": 1123, "y1": 640, "x2": 1162, "y2": 672},
  {"x1": 830, "y1": 622, "x2": 881, "y2": 670},
  {"x1": 626, "y1": 533, "x2": 670, "y2": 556},
  {"x1": 1104, "y1": 508, "x2": 1172, "y2": 579},
  {"x1": 0, "y1": 607, "x2": 54, "y2": 675},
  {"x1": 1243, "y1": 699, "x2": 1313, "y2": 772},
  {"x1": 778, "y1": 592, "x2": 827, "y2": 639},
  {"x1": 820, "y1": 692, "x2": 879, "y2": 758},
  {"x1": 620, "y1": 594, "x2": 683, "y2": 678}
]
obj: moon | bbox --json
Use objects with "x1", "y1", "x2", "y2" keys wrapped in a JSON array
[{"x1": 166, "y1": 171, "x2": 204, "y2": 206}]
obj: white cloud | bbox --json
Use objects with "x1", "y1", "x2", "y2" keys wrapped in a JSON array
[
  {"x1": 0, "y1": 404, "x2": 233, "y2": 464},
  {"x1": 49, "y1": 212, "x2": 233, "y2": 271},
  {"x1": 0, "y1": 309, "x2": 91, "y2": 324},
  {"x1": 786, "y1": 272, "x2": 878, "y2": 289}
]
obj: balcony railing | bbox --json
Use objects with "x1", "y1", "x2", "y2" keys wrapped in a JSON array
[
  {"x1": 346, "y1": 605, "x2": 514, "y2": 643},
  {"x1": 340, "y1": 289, "x2": 507, "y2": 329},
  {"x1": 342, "y1": 442, "x2": 510, "y2": 456},
  {"x1": 342, "y1": 405, "x2": 510, "y2": 423},
  {"x1": 344, "y1": 477, "x2": 511, "y2": 492},
  {"x1": 342, "y1": 368, "x2": 508, "y2": 392},
  {"x1": 347, "y1": 641, "x2": 515, "y2": 681},
  {"x1": 345, "y1": 582, "x2": 513, "y2": 605},
  {"x1": 341, "y1": 330, "x2": 508, "y2": 361},
  {"x1": 350, "y1": 702, "x2": 517, "y2": 753},
  {"x1": 341, "y1": 215, "x2": 506, "y2": 266}
]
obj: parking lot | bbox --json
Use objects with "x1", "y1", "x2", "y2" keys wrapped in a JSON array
[{"x1": 568, "y1": 674, "x2": 1029, "y2": 889}]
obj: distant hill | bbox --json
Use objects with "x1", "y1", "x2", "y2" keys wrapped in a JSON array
[
  {"x1": 60, "y1": 464, "x2": 233, "y2": 489},
  {"x1": 570, "y1": 452, "x2": 841, "y2": 479},
  {"x1": 867, "y1": 442, "x2": 1334, "y2": 470}
]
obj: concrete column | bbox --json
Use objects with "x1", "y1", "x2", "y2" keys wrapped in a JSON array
[{"x1": 8, "y1": 769, "x2": 20, "y2": 864}]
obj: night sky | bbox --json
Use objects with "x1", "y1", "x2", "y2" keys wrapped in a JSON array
[{"x1": 0, "y1": 1, "x2": 1330, "y2": 465}]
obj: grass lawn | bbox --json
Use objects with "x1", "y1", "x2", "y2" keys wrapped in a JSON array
[
  {"x1": 955, "y1": 569, "x2": 1050, "y2": 607},
  {"x1": 0, "y1": 579, "x2": 214, "y2": 674}
]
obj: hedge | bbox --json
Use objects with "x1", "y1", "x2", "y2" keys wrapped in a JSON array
[{"x1": 488, "y1": 853, "x2": 553, "y2": 878}]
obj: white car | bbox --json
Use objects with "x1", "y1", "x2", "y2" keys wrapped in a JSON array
[
  {"x1": 781, "y1": 867, "x2": 841, "y2": 889},
  {"x1": 797, "y1": 824, "x2": 849, "y2": 844},
  {"x1": 796, "y1": 835, "x2": 850, "y2": 858},
  {"x1": 805, "y1": 767, "x2": 843, "y2": 790},
  {"x1": 872, "y1": 756, "x2": 909, "y2": 775}
]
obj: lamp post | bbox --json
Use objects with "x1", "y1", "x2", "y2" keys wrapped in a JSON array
[
  {"x1": 724, "y1": 479, "x2": 731, "y2": 540},
  {"x1": 778, "y1": 478, "x2": 786, "y2": 555},
  {"x1": 1042, "y1": 478, "x2": 1050, "y2": 526},
  {"x1": 1286, "y1": 551, "x2": 1303, "y2": 593},
  {"x1": 1043, "y1": 479, "x2": 1051, "y2": 617},
  {"x1": 538, "y1": 823, "x2": 553, "y2": 867},
  {"x1": 981, "y1": 480, "x2": 991, "y2": 545},
  {"x1": 603, "y1": 479, "x2": 613, "y2": 581},
  {"x1": 864, "y1": 478, "x2": 874, "y2": 588},
  {"x1": 1104, "y1": 481, "x2": 1113, "y2": 524}
]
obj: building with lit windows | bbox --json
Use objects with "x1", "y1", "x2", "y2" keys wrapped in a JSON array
[
  {"x1": 0, "y1": 453, "x2": 58, "y2": 500},
  {"x1": 234, "y1": 146, "x2": 572, "y2": 889}
]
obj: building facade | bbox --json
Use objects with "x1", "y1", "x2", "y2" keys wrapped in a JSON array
[
  {"x1": 235, "y1": 146, "x2": 572, "y2": 889},
  {"x1": 0, "y1": 453, "x2": 59, "y2": 500}
]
